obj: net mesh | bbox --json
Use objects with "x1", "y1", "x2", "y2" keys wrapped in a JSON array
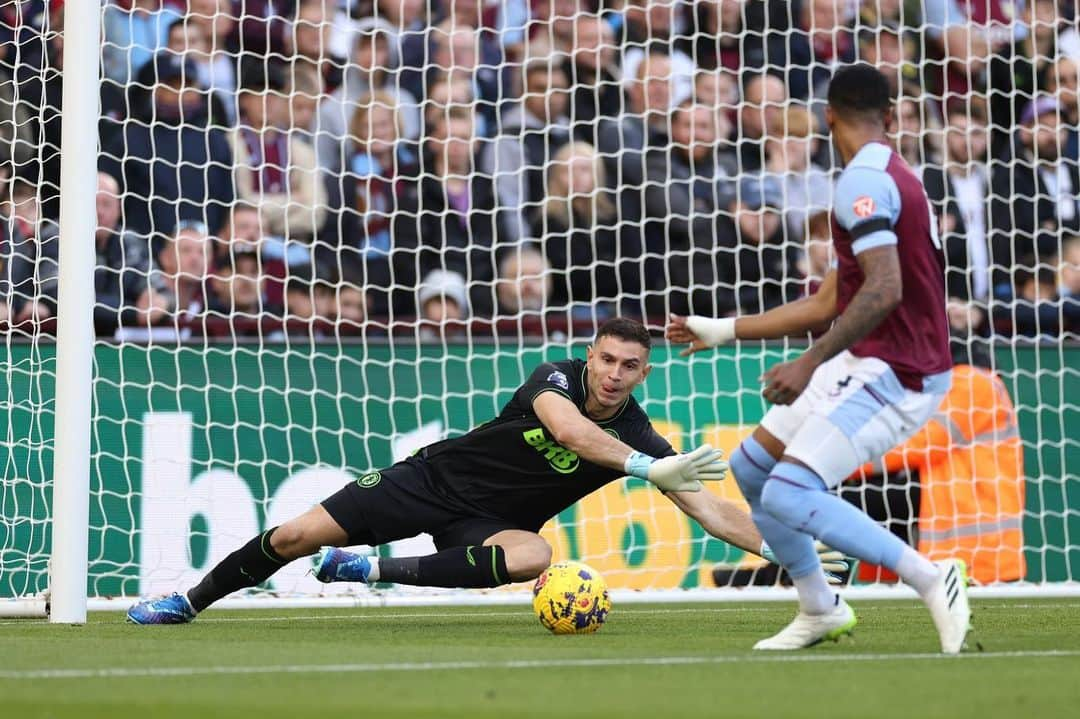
[{"x1": 1, "y1": 0, "x2": 1077, "y2": 604}]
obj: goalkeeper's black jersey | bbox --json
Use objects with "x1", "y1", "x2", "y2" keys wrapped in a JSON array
[{"x1": 420, "y1": 358, "x2": 675, "y2": 531}]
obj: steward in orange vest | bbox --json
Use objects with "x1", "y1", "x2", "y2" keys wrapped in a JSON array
[{"x1": 853, "y1": 363, "x2": 1025, "y2": 584}]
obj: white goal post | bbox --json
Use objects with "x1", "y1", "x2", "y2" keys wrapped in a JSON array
[{"x1": 46, "y1": 0, "x2": 102, "y2": 624}]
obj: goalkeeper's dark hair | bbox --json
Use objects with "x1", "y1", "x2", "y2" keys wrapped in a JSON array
[
  {"x1": 827, "y1": 64, "x2": 892, "y2": 125},
  {"x1": 595, "y1": 318, "x2": 652, "y2": 351}
]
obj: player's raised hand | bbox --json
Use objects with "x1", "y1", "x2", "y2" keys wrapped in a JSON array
[
  {"x1": 625, "y1": 445, "x2": 728, "y2": 492},
  {"x1": 665, "y1": 314, "x2": 709, "y2": 356},
  {"x1": 665, "y1": 314, "x2": 736, "y2": 356}
]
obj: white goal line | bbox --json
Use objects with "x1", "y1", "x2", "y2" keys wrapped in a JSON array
[{"x1": 3, "y1": 650, "x2": 1079, "y2": 681}]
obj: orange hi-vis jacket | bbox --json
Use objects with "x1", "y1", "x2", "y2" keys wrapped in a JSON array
[{"x1": 856, "y1": 364, "x2": 1026, "y2": 584}]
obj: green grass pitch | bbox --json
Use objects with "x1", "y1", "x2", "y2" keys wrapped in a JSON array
[{"x1": 3, "y1": 599, "x2": 1079, "y2": 718}]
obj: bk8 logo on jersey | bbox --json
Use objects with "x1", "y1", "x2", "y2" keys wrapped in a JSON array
[
  {"x1": 532, "y1": 561, "x2": 611, "y2": 634},
  {"x1": 522, "y1": 427, "x2": 580, "y2": 474}
]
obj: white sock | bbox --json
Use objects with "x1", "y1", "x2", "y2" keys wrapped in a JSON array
[
  {"x1": 895, "y1": 547, "x2": 939, "y2": 596},
  {"x1": 792, "y1": 570, "x2": 836, "y2": 615},
  {"x1": 366, "y1": 556, "x2": 381, "y2": 582}
]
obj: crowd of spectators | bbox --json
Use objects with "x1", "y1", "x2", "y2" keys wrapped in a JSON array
[{"x1": 2, "y1": 0, "x2": 1079, "y2": 342}]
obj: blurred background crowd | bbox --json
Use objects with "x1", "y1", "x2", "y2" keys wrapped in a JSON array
[{"x1": 1, "y1": 0, "x2": 1079, "y2": 345}]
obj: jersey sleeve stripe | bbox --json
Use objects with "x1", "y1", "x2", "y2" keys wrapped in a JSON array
[
  {"x1": 851, "y1": 229, "x2": 899, "y2": 255},
  {"x1": 848, "y1": 216, "x2": 893, "y2": 239}
]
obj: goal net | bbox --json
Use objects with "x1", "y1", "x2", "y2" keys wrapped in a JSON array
[{"x1": 1, "y1": 0, "x2": 1078, "y2": 613}]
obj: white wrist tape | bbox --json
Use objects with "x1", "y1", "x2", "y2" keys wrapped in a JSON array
[{"x1": 684, "y1": 316, "x2": 737, "y2": 346}]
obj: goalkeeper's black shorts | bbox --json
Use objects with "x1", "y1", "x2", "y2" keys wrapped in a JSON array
[{"x1": 320, "y1": 455, "x2": 519, "y2": 550}]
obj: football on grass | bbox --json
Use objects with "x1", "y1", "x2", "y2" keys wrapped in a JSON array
[{"x1": 532, "y1": 561, "x2": 611, "y2": 634}]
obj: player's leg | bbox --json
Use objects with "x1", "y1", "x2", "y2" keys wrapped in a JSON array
[
  {"x1": 734, "y1": 389, "x2": 841, "y2": 619},
  {"x1": 269, "y1": 504, "x2": 350, "y2": 558},
  {"x1": 126, "y1": 502, "x2": 349, "y2": 624},
  {"x1": 316, "y1": 523, "x2": 545, "y2": 588},
  {"x1": 484, "y1": 529, "x2": 552, "y2": 581},
  {"x1": 761, "y1": 456, "x2": 936, "y2": 591},
  {"x1": 734, "y1": 428, "x2": 832, "y2": 611},
  {"x1": 377, "y1": 528, "x2": 546, "y2": 586},
  {"x1": 730, "y1": 427, "x2": 855, "y2": 650},
  {"x1": 128, "y1": 459, "x2": 436, "y2": 624},
  {"x1": 760, "y1": 455, "x2": 969, "y2": 651},
  {"x1": 184, "y1": 503, "x2": 348, "y2": 609},
  {"x1": 758, "y1": 363, "x2": 969, "y2": 652}
]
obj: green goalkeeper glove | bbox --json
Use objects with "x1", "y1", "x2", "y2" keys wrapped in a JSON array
[
  {"x1": 760, "y1": 540, "x2": 852, "y2": 585},
  {"x1": 625, "y1": 444, "x2": 729, "y2": 492}
]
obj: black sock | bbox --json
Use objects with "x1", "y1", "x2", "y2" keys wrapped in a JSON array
[
  {"x1": 186, "y1": 527, "x2": 289, "y2": 612},
  {"x1": 378, "y1": 545, "x2": 509, "y2": 588}
]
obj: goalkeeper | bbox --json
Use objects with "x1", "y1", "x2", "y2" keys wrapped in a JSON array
[{"x1": 128, "y1": 318, "x2": 839, "y2": 624}]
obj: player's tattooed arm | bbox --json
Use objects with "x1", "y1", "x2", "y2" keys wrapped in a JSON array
[
  {"x1": 803, "y1": 244, "x2": 902, "y2": 366},
  {"x1": 761, "y1": 245, "x2": 901, "y2": 405}
]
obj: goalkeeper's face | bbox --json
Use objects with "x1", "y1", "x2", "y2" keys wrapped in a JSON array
[{"x1": 585, "y1": 337, "x2": 651, "y2": 409}]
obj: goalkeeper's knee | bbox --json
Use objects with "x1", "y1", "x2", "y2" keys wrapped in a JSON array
[{"x1": 504, "y1": 539, "x2": 553, "y2": 582}]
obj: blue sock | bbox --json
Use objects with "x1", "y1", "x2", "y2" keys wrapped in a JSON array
[
  {"x1": 731, "y1": 438, "x2": 821, "y2": 579},
  {"x1": 761, "y1": 462, "x2": 906, "y2": 571}
]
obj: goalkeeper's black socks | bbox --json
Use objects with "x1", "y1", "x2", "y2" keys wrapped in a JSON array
[
  {"x1": 376, "y1": 545, "x2": 509, "y2": 588},
  {"x1": 185, "y1": 527, "x2": 288, "y2": 612}
]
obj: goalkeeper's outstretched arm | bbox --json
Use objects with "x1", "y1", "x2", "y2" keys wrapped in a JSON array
[
  {"x1": 534, "y1": 391, "x2": 643, "y2": 471},
  {"x1": 666, "y1": 270, "x2": 839, "y2": 353},
  {"x1": 533, "y1": 392, "x2": 727, "y2": 493},
  {"x1": 665, "y1": 487, "x2": 761, "y2": 554},
  {"x1": 665, "y1": 489, "x2": 851, "y2": 581}
]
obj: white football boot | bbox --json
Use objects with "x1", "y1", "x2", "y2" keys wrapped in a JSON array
[
  {"x1": 753, "y1": 597, "x2": 857, "y2": 650},
  {"x1": 922, "y1": 559, "x2": 972, "y2": 654}
]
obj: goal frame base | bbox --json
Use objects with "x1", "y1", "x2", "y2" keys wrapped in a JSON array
[{"x1": 0, "y1": 596, "x2": 48, "y2": 618}]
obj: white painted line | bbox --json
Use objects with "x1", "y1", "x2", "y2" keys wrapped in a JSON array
[
  {"x1": 2, "y1": 602, "x2": 1079, "y2": 627},
  {"x1": 3, "y1": 650, "x2": 1079, "y2": 681}
]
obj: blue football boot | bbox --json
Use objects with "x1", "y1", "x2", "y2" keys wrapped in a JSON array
[
  {"x1": 314, "y1": 547, "x2": 372, "y2": 583},
  {"x1": 126, "y1": 592, "x2": 197, "y2": 625}
]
